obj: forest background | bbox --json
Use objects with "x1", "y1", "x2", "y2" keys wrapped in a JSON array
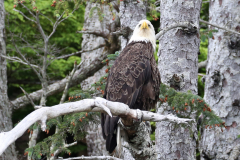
[{"x1": 3, "y1": 0, "x2": 210, "y2": 159}]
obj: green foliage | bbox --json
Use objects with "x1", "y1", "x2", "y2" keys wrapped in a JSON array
[
  {"x1": 198, "y1": 38, "x2": 208, "y2": 97},
  {"x1": 200, "y1": 29, "x2": 218, "y2": 42},
  {"x1": 6, "y1": 0, "x2": 85, "y2": 103},
  {"x1": 48, "y1": 56, "x2": 81, "y2": 78},
  {"x1": 159, "y1": 83, "x2": 225, "y2": 129},
  {"x1": 26, "y1": 112, "x2": 99, "y2": 159},
  {"x1": 200, "y1": 0, "x2": 210, "y2": 21}
]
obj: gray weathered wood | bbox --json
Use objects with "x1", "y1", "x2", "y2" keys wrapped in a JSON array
[
  {"x1": 0, "y1": 0, "x2": 18, "y2": 159},
  {"x1": 156, "y1": 0, "x2": 201, "y2": 159},
  {"x1": 200, "y1": 1, "x2": 240, "y2": 159}
]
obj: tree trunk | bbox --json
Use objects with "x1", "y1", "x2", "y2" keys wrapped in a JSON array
[
  {"x1": 0, "y1": 1, "x2": 18, "y2": 159},
  {"x1": 156, "y1": 0, "x2": 201, "y2": 159},
  {"x1": 80, "y1": 2, "x2": 119, "y2": 156},
  {"x1": 200, "y1": 1, "x2": 240, "y2": 159},
  {"x1": 119, "y1": 0, "x2": 146, "y2": 49}
]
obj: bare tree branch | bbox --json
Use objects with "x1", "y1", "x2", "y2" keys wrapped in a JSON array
[
  {"x1": 156, "y1": 22, "x2": 198, "y2": 40},
  {"x1": 55, "y1": 44, "x2": 105, "y2": 60},
  {"x1": 200, "y1": 19, "x2": 240, "y2": 35},
  {"x1": 50, "y1": 62, "x2": 80, "y2": 160},
  {"x1": 39, "y1": 12, "x2": 54, "y2": 26},
  {"x1": 20, "y1": 3, "x2": 36, "y2": 18},
  {"x1": 60, "y1": 61, "x2": 79, "y2": 106},
  {"x1": 198, "y1": 73, "x2": 205, "y2": 77},
  {"x1": 198, "y1": 60, "x2": 207, "y2": 69},
  {"x1": 19, "y1": 36, "x2": 40, "y2": 55},
  {"x1": 77, "y1": 30, "x2": 108, "y2": 39},
  {"x1": 58, "y1": 8, "x2": 79, "y2": 25},
  {"x1": 0, "y1": 97, "x2": 194, "y2": 155},
  {"x1": 48, "y1": 12, "x2": 65, "y2": 40},
  {"x1": 19, "y1": 86, "x2": 36, "y2": 108},
  {"x1": 9, "y1": 31, "x2": 43, "y2": 82},
  {"x1": 0, "y1": 54, "x2": 40, "y2": 68},
  {"x1": 11, "y1": 50, "x2": 110, "y2": 109},
  {"x1": 13, "y1": 8, "x2": 36, "y2": 23},
  {"x1": 53, "y1": 142, "x2": 78, "y2": 159}
]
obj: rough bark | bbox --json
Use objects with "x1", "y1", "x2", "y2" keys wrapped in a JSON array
[
  {"x1": 156, "y1": 0, "x2": 201, "y2": 159},
  {"x1": 80, "y1": 2, "x2": 119, "y2": 156},
  {"x1": 200, "y1": 1, "x2": 240, "y2": 159},
  {"x1": 0, "y1": 1, "x2": 18, "y2": 159},
  {"x1": 119, "y1": 0, "x2": 147, "y2": 49}
]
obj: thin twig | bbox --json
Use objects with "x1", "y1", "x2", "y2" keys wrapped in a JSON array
[
  {"x1": 58, "y1": 7, "x2": 78, "y2": 24},
  {"x1": 52, "y1": 142, "x2": 78, "y2": 160},
  {"x1": 198, "y1": 60, "x2": 207, "y2": 69},
  {"x1": 0, "y1": 55, "x2": 40, "y2": 68},
  {"x1": 20, "y1": 3, "x2": 36, "y2": 18},
  {"x1": 19, "y1": 87, "x2": 36, "y2": 108},
  {"x1": 9, "y1": 31, "x2": 43, "y2": 82},
  {"x1": 59, "y1": 62, "x2": 78, "y2": 104},
  {"x1": 55, "y1": 44, "x2": 105, "y2": 60},
  {"x1": 51, "y1": 61, "x2": 82, "y2": 159},
  {"x1": 200, "y1": 19, "x2": 240, "y2": 35},
  {"x1": 48, "y1": 12, "x2": 65, "y2": 40},
  {"x1": 19, "y1": 36, "x2": 40, "y2": 55},
  {"x1": 198, "y1": 73, "x2": 205, "y2": 77},
  {"x1": 39, "y1": 12, "x2": 54, "y2": 25},
  {"x1": 13, "y1": 9, "x2": 36, "y2": 23}
]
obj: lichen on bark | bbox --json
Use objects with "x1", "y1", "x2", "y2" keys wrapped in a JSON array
[
  {"x1": 156, "y1": 0, "x2": 201, "y2": 159},
  {"x1": 200, "y1": 1, "x2": 240, "y2": 159}
]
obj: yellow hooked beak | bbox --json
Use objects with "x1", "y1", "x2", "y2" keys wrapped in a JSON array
[{"x1": 140, "y1": 21, "x2": 149, "y2": 30}]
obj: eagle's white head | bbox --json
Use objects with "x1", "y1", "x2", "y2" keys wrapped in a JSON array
[{"x1": 129, "y1": 20, "x2": 156, "y2": 50}]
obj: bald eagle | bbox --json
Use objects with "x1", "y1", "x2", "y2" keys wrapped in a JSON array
[{"x1": 101, "y1": 20, "x2": 161, "y2": 153}]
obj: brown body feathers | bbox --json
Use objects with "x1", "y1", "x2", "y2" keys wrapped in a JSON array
[{"x1": 101, "y1": 41, "x2": 161, "y2": 153}]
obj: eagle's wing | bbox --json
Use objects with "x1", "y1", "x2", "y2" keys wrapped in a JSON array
[{"x1": 101, "y1": 42, "x2": 156, "y2": 153}]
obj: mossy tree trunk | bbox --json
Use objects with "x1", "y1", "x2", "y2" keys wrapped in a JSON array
[
  {"x1": 156, "y1": 0, "x2": 201, "y2": 159},
  {"x1": 200, "y1": 1, "x2": 240, "y2": 159},
  {"x1": 0, "y1": 0, "x2": 18, "y2": 159}
]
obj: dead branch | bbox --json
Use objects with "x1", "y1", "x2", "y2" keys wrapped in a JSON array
[
  {"x1": 55, "y1": 44, "x2": 105, "y2": 60},
  {"x1": 0, "y1": 54, "x2": 39, "y2": 68},
  {"x1": 13, "y1": 8, "x2": 36, "y2": 23},
  {"x1": 9, "y1": 31, "x2": 43, "y2": 82},
  {"x1": 77, "y1": 30, "x2": 108, "y2": 39},
  {"x1": 200, "y1": 19, "x2": 240, "y2": 35},
  {"x1": 198, "y1": 60, "x2": 207, "y2": 69},
  {"x1": 50, "y1": 61, "x2": 80, "y2": 160},
  {"x1": 19, "y1": 87, "x2": 36, "y2": 108},
  {"x1": 53, "y1": 142, "x2": 78, "y2": 160},
  {"x1": 0, "y1": 97, "x2": 194, "y2": 155},
  {"x1": 156, "y1": 22, "x2": 198, "y2": 40},
  {"x1": 11, "y1": 50, "x2": 109, "y2": 109}
]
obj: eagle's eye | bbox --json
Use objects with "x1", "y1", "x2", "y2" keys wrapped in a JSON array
[
  {"x1": 138, "y1": 24, "x2": 141, "y2": 27},
  {"x1": 148, "y1": 24, "x2": 151, "y2": 27}
]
